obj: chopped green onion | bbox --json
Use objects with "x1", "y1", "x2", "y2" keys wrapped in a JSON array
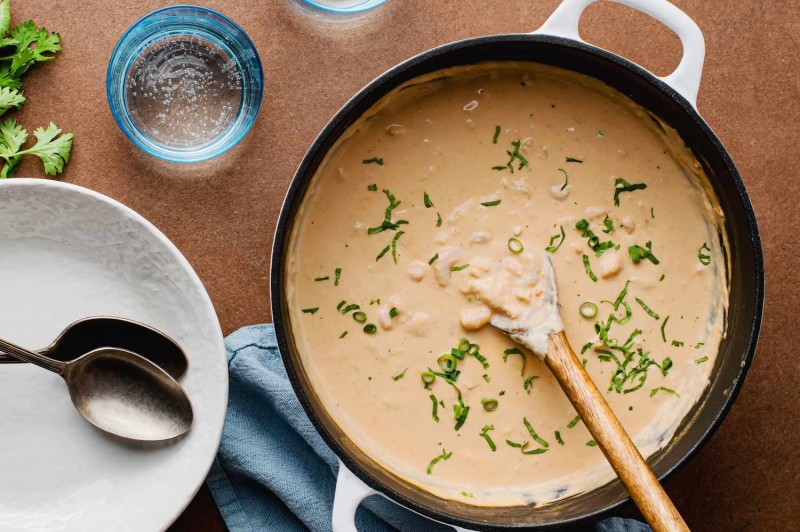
[
  {"x1": 472, "y1": 350, "x2": 490, "y2": 370},
  {"x1": 483, "y1": 374, "x2": 490, "y2": 383},
  {"x1": 696, "y1": 342, "x2": 705, "y2": 349},
  {"x1": 493, "y1": 125, "x2": 501, "y2": 144},
  {"x1": 583, "y1": 254, "x2": 598, "y2": 282},
  {"x1": 613, "y1": 177, "x2": 647, "y2": 206},
  {"x1": 481, "y1": 398, "x2": 498, "y2": 411},
  {"x1": 363, "y1": 157, "x2": 384, "y2": 165},
  {"x1": 635, "y1": 297, "x2": 660, "y2": 319},
  {"x1": 424, "y1": 192, "x2": 433, "y2": 208},
  {"x1": 422, "y1": 371, "x2": 436, "y2": 385},
  {"x1": 428, "y1": 253, "x2": 439, "y2": 265},
  {"x1": 503, "y1": 348, "x2": 526, "y2": 375},
  {"x1": 524, "y1": 417, "x2": 549, "y2": 448},
  {"x1": 438, "y1": 353, "x2": 457, "y2": 373},
  {"x1": 521, "y1": 444, "x2": 549, "y2": 455},
  {"x1": 342, "y1": 304, "x2": 360, "y2": 314},
  {"x1": 492, "y1": 166, "x2": 506, "y2": 171},
  {"x1": 480, "y1": 425, "x2": 497, "y2": 451},
  {"x1": 339, "y1": 331, "x2": 348, "y2": 339},
  {"x1": 376, "y1": 244, "x2": 391, "y2": 261},
  {"x1": 454, "y1": 406, "x2": 470, "y2": 431},
  {"x1": 391, "y1": 231, "x2": 405, "y2": 264},
  {"x1": 352, "y1": 311, "x2": 367, "y2": 323},
  {"x1": 436, "y1": 212, "x2": 442, "y2": 227},
  {"x1": 334, "y1": 268, "x2": 342, "y2": 286},
  {"x1": 429, "y1": 394, "x2": 440, "y2": 422},
  {"x1": 451, "y1": 347, "x2": 465, "y2": 361},
  {"x1": 581, "y1": 342, "x2": 593, "y2": 354},
  {"x1": 508, "y1": 237, "x2": 524, "y2": 254},
  {"x1": 698, "y1": 243, "x2": 712, "y2": 266},
  {"x1": 555, "y1": 431, "x2": 564, "y2": 445},
  {"x1": 481, "y1": 199, "x2": 502, "y2": 207},
  {"x1": 545, "y1": 225, "x2": 565, "y2": 253},
  {"x1": 650, "y1": 387, "x2": 680, "y2": 398},
  {"x1": 505, "y1": 439, "x2": 524, "y2": 449},
  {"x1": 368, "y1": 189, "x2": 407, "y2": 234},
  {"x1": 367, "y1": 184, "x2": 377, "y2": 191},
  {"x1": 695, "y1": 356, "x2": 709, "y2": 364},
  {"x1": 651, "y1": 207, "x2": 655, "y2": 219},
  {"x1": 363, "y1": 323, "x2": 377, "y2": 334},
  {"x1": 579, "y1": 302, "x2": 598, "y2": 318},
  {"x1": 461, "y1": 492, "x2": 475, "y2": 498},
  {"x1": 524, "y1": 375, "x2": 539, "y2": 394},
  {"x1": 672, "y1": 340, "x2": 684, "y2": 347},
  {"x1": 566, "y1": 157, "x2": 583, "y2": 163},
  {"x1": 389, "y1": 307, "x2": 399, "y2": 319},
  {"x1": 661, "y1": 315, "x2": 670, "y2": 342},
  {"x1": 586, "y1": 440, "x2": 597, "y2": 447},
  {"x1": 336, "y1": 300, "x2": 346, "y2": 311},
  {"x1": 567, "y1": 415, "x2": 581, "y2": 428},
  {"x1": 659, "y1": 274, "x2": 665, "y2": 282},
  {"x1": 458, "y1": 338, "x2": 470, "y2": 352},
  {"x1": 314, "y1": 276, "x2": 329, "y2": 282},
  {"x1": 468, "y1": 343, "x2": 480, "y2": 355},
  {"x1": 602, "y1": 215, "x2": 614, "y2": 234},
  {"x1": 450, "y1": 264, "x2": 469, "y2": 271},
  {"x1": 559, "y1": 168, "x2": 569, "y2": 191},
  {"x1": 392, "y1": 368, "x2": 408, "y2": 381},
  {"x1": 629, "y1": 241, "x2": 660, "y2": 265},
  {"x1": 302, "y1": 308, "x2": 319, "y2": 314},
  {"x1": 426, "y1": 447, "x2": 451, "y2": 474}
]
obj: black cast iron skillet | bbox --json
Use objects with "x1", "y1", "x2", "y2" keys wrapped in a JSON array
[{"x1": 270, "y1": 1, "x2": 764, "y2": 529}]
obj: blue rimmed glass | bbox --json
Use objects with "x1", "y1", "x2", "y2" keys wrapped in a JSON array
[
  {"x1": 107, "y1": 6, "x2": 263, "y2": 163},
  {"x1": 289, "y1": 0, "x2": 387, "y2": 16}
]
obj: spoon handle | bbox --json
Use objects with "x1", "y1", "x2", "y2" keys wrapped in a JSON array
[
  {"x1": 546, "y1": 331, "x2": 689, "y2": 532},
  {"x1": 0, "y1": 338, "x2": 65, "y2": 374}
]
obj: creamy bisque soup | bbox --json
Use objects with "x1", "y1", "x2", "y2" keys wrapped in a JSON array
[{"x1": 286, "y1": 62, "x2": 727, "y2": 507}]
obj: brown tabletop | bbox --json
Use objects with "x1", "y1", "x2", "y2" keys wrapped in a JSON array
[{"x1": 13, "y1": 0, "x2": 797, "y2": 530}]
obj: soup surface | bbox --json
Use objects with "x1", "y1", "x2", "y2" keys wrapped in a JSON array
[{"x1": 286, "y1": 63, "x2": 727, "y2": 506}]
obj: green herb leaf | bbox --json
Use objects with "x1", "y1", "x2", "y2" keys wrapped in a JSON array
[
  {"x1": 523, "y1": 375, "x2": 539, "y2": 394},
  {"x1": 376, "y1": 244, "x2": 391, "y2": 261},
  {"x1": 436, "y1": 212, "x2": 442, "y2": 227},
  {"x1": 650, "y1": 387, "x2": 680, "y2": 398},
  {"x1": 493, "y1": 125, "x2": 501, "y2": 144},
  {"x1": 635, "y1": 297, "x2": 660, "y2": 319},
  {"x1": 629, "y1": 241, "x2": 660, "y2": 265},
  {"x1": 698, "y1": 243, "x2": 712, "y2": 266},
  {"x1": 481, "y1": 199, "x2": 501, "y2": 207},
  {"x1": 3, "y1": 21, "x2": 61, "y2": 82},
  {"x1": 426, "y1": 447, "x2": 451, "y2": 474},
  {"x1": 523, "y1": 417, "x2": 549, "y2": 448},
  {"x1": 479, "y1": 425, "x2": 496, "y2": 451},
  {"x1": 450, "y1": 264, "x2": 469, "y2": 271},
  {"x1": 566, "y1": 157, "x2": 583, "y2": 163},
  {"x1": 559, "y1": 168, "x2": 569, "y2": 191},
  {"x1": 586, "y1": 440, "x2": 597, "y2": 447},
  {"x1": 428, "y1": 253, "x2": 439, "y2": 265},
  {"x1": 695, "y1": 356, "x2": 709, "y2": 364},
  {"x1": 545, "y1": 225, "x2": 565, "y2": 253},
  {"x1": 613, "y1": 177, "x2": 647, "y2": 206},
  {"x1": 392, "y1": 368, "x2": 408, "y2": 381},
  {"x1": 302, "y1": 308, "x2": 319, "y2": 314},
  {"x1": 671, "y1": 340, "x2": 684, "y2": 347},
  {"x1": 367, "y1": 184, "x2": 377, "y2": 191},
  {"x1": 339, "y1": 331, "x2": 348, "y2": 339},
  {"x1": 583, "y1": 254, "x2": 598, "y2": 282},
  {"x1": 389, "y1": 307, "x2": 399, "y2": 319},
  {"x1": 341, "y1": 304, "x2": 360, "y2": 314},
  {"x1": 391, "y1": 231, "x2": 405, "y2": 264},
  {"x1": 363, "y1": 157, "x2": 384, "y2": 165},
  {"x1": 368, "y1": 189, "x2": 407, "y2": 234},
  {"x1": 314, "y1": 276, "x2": 329, "y2": 282},
  {"x1": 334, "y1": 268, "x2": 342, "y2": 286},
  {"x1": 0, "y1": 120, "x2": 72, "y2": 177},
  {"x1": 661, "y1": 315, "x2": 670, "y2": 342},
  {"x1": 424, "y1": 192, "x2": 433, "y2": 208},
  {"x1": 602, "y1": 215, "x2": 614, "y2": 234},
  {"x1": 555, "y1": 431, "x2": 564, "y2": 445},
  {"x1": 0, "y1": 1, "x2": 9, "y2": 39},
  {"x1": 0, "y1": 86, "x2": 23, "y2": 117},
  {"x1": 503, "y1": 348, "x2": 526, "y2": 375}
]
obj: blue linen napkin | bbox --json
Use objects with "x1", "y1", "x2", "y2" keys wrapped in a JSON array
[{"x1": 206, "y1": 324, "x2": 651, "y2": 532}]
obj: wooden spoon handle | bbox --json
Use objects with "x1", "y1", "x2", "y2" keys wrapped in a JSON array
[{"x1": 546, "y1": 331, "x2": 689, "y2": 532}]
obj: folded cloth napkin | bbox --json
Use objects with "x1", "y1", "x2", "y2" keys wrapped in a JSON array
[{"x1": 206, "y1": 324, "x2": 651, "y2": 532}]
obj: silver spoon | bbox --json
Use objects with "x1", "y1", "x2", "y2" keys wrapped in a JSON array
[
  {"x1": 0, "y1": 337, "x2": 194, "y2": 442},
  {"x1": 0, "y1": 317, "x2": 188, "y2": 380},
  {"x1": 489, "y1": 255, "x2": 688, "y2": 532}
]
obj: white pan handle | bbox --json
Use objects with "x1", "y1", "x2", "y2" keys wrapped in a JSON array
[
  {"x1": 331, "y1": 459, "x2": 477, "y2": 532},
  {"x1": 534, "y1": 0, "x2": 705, "y2": 109}
]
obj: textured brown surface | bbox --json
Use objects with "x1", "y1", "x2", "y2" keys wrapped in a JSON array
[{"x1": 10, "y1": 0, "x2": 796, "y2": 531}]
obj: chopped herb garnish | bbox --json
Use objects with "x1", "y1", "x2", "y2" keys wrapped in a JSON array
[
  {"x1": 454, "y1": 405, "x2": 470, "y2": 431},
  {"x1": 479, "y1": 425, "x2": 496, "y2": 451},
  {"x1": 450, "y1": 264, "x2": 469, "y2": 271},
  {"x1": 659, "y1": 274, "x2": 665, "y2": 282},
  {"x1": 363, "y1": 157, "x2": 384, "y2": 165},
  {"x1": 363, "y1": 323, "x2": 377, "y2": 334},
  {"x1": 481, "y1": 397, "x2": 498, "y2": 411},
  {"x1": 650, "y1": 387, "x2": 680, "y2": 398},
  {"x1": 436, "y1": 212, "x2": 442, "y2": 227},
  {"x1": 376, "y1": 244, "x2": 391, "y2": 261},
  {"x1": 389, "y1": 307, "x2": 399, "y2": 319},
  {"x1": 302, "y1": 308, "x2": 319, "y2": 314},
  {"x1": 575, "y1": 219, "x2": 615, "y2": 257},
  {"x1": 567, "y1": 415, "x2": 581, "y2": 428},
  {"x1": 422, "y1": 371, "x2": 436, "y2": 385},
  {"x1": 499, "y1": 390, "x2": 505, "y2": 396},
  {"x1": 392, "y1": 368, "x2": 408, "y2": 381},
  {"x1": 428, "y1": 253, "x2": 439, "y2": 265},
  {"x1": 602, "y1": 215, "x2": 614, "y2": 234},
  {"x1": 493, "y1": 125, "x2": 501, "y2": 144},
  {"x1": 583, "y1": 254, "x2": 598, "y2": 282},
  {"x1": 495, "y1": 140, "x2": 529, "y2": 172},
  {"x1": 341, "y1": 304, "x2": 360, "y2": 314},
  {"x1": 461, "y1": 492, "x2": 475, "y2": 498},
  {"x1": 391, "y1": 231, "x2": 405, "y2": 264},
  {"x1": 598, "y1": 130, "x2": 605, "y2": 137},
  {"x1": 566, "y1": 157, "x2": 584, "y2": 163},
  {"x1": 661, "y1": 315, "x2": 670, "y2": 342},
  {"x1": 508, "y1": 237, "x2": 523, "y2": 254},
  {"x1": 424, "y1": 192, "x2": 433, "y2": 208},
  {"x1": 368, "y1": 189, "x2": 407, "y2": 234},
  {"x1": 555, "y1": 431, "x2": 564, "y2": 446},
  {"x1": 629, "y1": 241, "x2": 660, "y2": 265},
  {"x1": 586, "y1": 440, "x2": 597, "y2": 447},
  {"x1": 672, "y1": 340, "x2": 684, "y2": 347},
  {"x1": 367, "y1": 184, "x2": 377, "y2": 191},
  {"x1": 651, "y1": 207, "x2": 655, "y2": 219},
  {"x1": 581, "y1": 342, "x2": 593, "y2": 354},
  {"x1": 635, "y1": 297, "x2": 660, "y2": 319},
  {"x1": 521, "y1": 444, "x2": 550, "y2": 455},
  {"x1": 503, "y1": 348, "x2": 526, "y2": 375},
  {"x1": 524, "y1": 417, "x2": 549, "y2": 448},
  {"x1": 579, "y1": 302, "x2": 598, "y2": 319},
  {"x1": 695, "y1": 342, "x2": 705, "y2": 349},
  {"x1": 613, "y1": 177, "x2": 647, "y2": 206},
  {"x1": 352, "y1": 311, "x2": 367, "y2": 323},
  {"x1": 314, "y1": 276, "x2": 329, "y2": 282},
  {"x1": 506, "y1": 439, "x2": 524, "y2": 449},
  {"x1": 483, "y1": 374, "x2": 490, "y2": 383},
  {"x1": 336, "y1": 300, "x2": 346, "y2": 311},
  {"x1": 438, "y1": 353, "x2": 458, "y2": 373},
  {"x1": 545, "y1": 225, "x2": 566, "y2": 253},
  {"x1": 426, "y1": 447, "x2": 451, "y2": 474},
  {"x1": 698, "y1": 243, "x2": 712, "y2": 266},
  {"x1": 559, "y1": 168, "x2": 569, "y2": 191},
  {"x1": 492, "y1": 166, "x2": 506, "y2": 171},
  {"x1": 481, "y1": 199, "x2": 502, "y2": 207},
  {"x1": 695, "y1": 356, "x2": 709, "y2": 364},
  {"x1": 334, "y1": 267, "x2": 341, "y2": 286},
  {"x1": 339, "y1": 331, "x2": 348, "y2": 339},
  {"x1": 524, "y1": 375, "x2": 539, "y2": 394}
]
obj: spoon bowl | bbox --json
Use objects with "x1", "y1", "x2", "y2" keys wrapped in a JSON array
[{"x1": 66, "y1": 348, "x2": 194, "y2": 442}]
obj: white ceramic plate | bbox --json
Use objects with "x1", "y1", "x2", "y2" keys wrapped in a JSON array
[{"x1": 0, "y1": 179, "x2": 228, "y2": 532}]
